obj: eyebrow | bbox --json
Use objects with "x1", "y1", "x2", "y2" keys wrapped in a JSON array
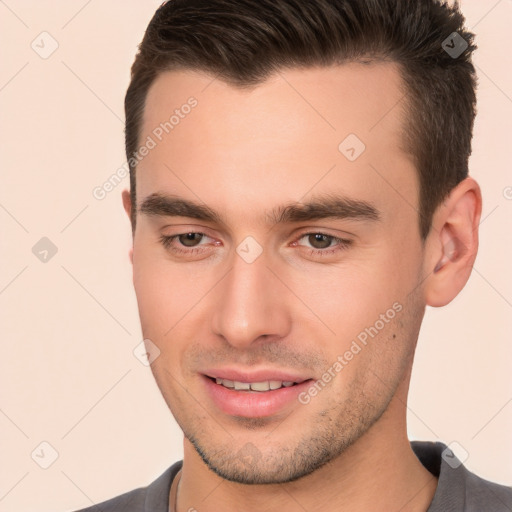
[{"x1": 139, "y1": 192, "x2": 381, "y2": 225}]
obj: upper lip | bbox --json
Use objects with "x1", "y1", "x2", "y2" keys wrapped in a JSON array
[{"x1": 203, "y1": 368, "x2": 312, "y2": 384}]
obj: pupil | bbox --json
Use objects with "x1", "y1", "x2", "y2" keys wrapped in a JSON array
[{"x1": 309, "y1": 233, "x2": 330, "y2": 249}]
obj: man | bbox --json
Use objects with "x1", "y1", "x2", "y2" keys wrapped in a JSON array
[{"x1": 76, "y1": 0, "x2": 512, "y2": 510}]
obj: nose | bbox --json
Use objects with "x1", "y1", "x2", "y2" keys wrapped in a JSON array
[{"x1": 211, "y1": 249, "x2": 292, "y2": 349}]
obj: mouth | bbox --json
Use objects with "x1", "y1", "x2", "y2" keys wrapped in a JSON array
[
  {"x1": 201, "y1": 373, "x2": 314, "y2": 418},
  {"x1": 207, "y1": 376, "x2": 304, "y2": 392}
]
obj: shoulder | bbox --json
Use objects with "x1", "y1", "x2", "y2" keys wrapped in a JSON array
[
  {"x1": 69, "y1": 461, "x2": 183, "y2": 512},
  {"x1": 463, "y1": 469, "x2": 512, "y2": 509},
  {"x1": 72, "y1": 487, "x2": 145, "y2": 512},
  {"x1": 411, "y1": 440, "x2": 512, "y2": 511}
]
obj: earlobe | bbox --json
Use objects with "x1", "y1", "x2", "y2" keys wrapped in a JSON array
[{"x1": 423, "y1": 177, "x2": 482, "y2": 307}]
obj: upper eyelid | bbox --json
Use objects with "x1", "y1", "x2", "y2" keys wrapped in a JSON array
[
  {"x1": 294, "y1": 233, "x2": 351, "y2": 251},
  {"x1": 159, "y1": 216, "x2": 356, "y2": 240},
  {"x1": 164, "y1": 229, "x2": 345, "y2": 238}
]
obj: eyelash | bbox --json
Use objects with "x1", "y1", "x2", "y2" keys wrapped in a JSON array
[{"x1": 159, "y1": 232, "x2": 352, "y2": 258}]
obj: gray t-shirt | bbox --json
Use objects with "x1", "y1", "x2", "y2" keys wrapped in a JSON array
[{"x1": 72, "y1": 441, "x2": 512, "y2": 511}]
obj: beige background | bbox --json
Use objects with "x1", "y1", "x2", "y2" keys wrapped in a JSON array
[{"x1": 1, "y1": 1, "x2": 511, "y2": 510}]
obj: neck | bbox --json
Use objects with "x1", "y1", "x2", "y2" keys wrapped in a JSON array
[{"x1": 175, "y1": 395, "x2": 437, "y2": 512}]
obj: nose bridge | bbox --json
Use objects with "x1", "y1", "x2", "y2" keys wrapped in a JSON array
[{"x1": 211, "y1": 249, "x2": 290, "y2": 347}]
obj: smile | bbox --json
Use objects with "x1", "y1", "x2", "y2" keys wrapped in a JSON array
[
  {"x1": 202, "y1": 375, "x2": 313, "y2": 417},
  {"x1": 212, "y1": 377, "x2": 299, "y2": 392}
]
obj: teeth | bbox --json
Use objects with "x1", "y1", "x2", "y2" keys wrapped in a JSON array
[
  {"x1": 213, "y1": 378, "x2": 298, "y2": 392},
  {"x1": 216, "y1": 378, "x2": 234, "y2": 388},
  {"x1": 250, "y1": 381, "x2": 270, "y2": 392}
]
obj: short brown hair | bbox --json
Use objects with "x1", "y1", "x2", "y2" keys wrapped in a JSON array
[{"x1": 125, "y1": 0, "x2": 477, "y2": 240}]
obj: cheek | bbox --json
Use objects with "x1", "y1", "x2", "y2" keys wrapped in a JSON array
[
  {"x1": 286, "y1": 260, "x2": 399, "y2": 338},
  {"x1": 284, "y1": 240, "x2": 422, "y2": 367},
  {"x1": 132, "y1": 247, "x2": 189, "y2": 338},
  {"x1": 132, "y1": 247, "x2": 218, "y2": 354},
  {"x1": 133, "y1": 266, "x2": 170, "y2": 333}
]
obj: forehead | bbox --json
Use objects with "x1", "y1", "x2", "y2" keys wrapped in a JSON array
[{"x1": 136, "y1": 62, "x2": 416, "y2": 224}]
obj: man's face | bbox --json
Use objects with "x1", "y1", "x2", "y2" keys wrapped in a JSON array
[{"x1": 128, "y1": 63, "x2": 428, "y2": 484}]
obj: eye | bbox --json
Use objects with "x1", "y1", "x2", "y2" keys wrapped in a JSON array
[
  {"x1": 293, "y1": 232, "x2": 352, "y2": 257},
  {"x1": 159, "y1": 231, "x2": 352, "y2": 259},
  {"x1": 172, "y1": 232, "x2": 204, "y2": 247},
  {"x1": 159, "y1": 232, "x2": 215, "y2": 255}
]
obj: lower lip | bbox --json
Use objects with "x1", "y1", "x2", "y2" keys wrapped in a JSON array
[{"x1": 202, "y1": 375, "x2": 313, "y2": 418}]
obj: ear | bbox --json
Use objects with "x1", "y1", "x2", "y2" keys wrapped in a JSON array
[
  {"x1": 423, "y1": 177, "x2": 482, "y2": 307},
  {"x1": 122, "y1": 188, "x2": 134, "y2": 265}
]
